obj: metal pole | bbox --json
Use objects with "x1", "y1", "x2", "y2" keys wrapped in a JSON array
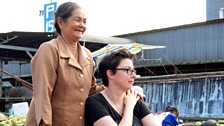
[
  {"x1": 0, "y1": 60, "x2": 2, "y2": 97},
  {"x1": 0, "y1": 69, "x2": 33, "y2": 91}
]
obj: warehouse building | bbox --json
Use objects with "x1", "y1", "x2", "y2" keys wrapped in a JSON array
[
  {"x1": 117, "y1": 19, "x2": 224, "y2": 76},
  {"x1": 115, "y1": 18, "x2": 224, "y2": 119}
]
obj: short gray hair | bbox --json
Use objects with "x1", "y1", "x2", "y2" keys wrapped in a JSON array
[{"x1": 54, "y1": 2, "x2": 81, "y2": 34}]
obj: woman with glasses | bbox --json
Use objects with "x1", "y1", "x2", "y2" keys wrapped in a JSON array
[{"x1": 85, "y1": 49, "x2": 160, "y2": 126}]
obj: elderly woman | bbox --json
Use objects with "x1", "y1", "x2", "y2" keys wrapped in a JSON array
[
  {"x1": 85, "y1": 49, "x2": 160, "y2": 126},
  {"x1": 25, "y1": 2, "x2": 104, "y2": 126}
]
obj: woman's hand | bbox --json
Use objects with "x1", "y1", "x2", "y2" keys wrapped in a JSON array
[
  {"x1": 123, "y1": 89, "x2": 140, "y2": 110},
  {"x1": 93, "y1": 90, "x2": 140, "y2": 126}
]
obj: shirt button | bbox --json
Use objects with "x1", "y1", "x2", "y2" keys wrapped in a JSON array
[
  {"x1": 80, "y1": 74, "x2": 83, "y2": 77},
  {"x1": 79, "y1": 116, "x2": 83, "y2": 120},
  {"x1": 80, "y1": 102, "x2": 84, "y2": 106},
  {"x1": 80, "y1": 88, "x2": 84, "y2": 92}
]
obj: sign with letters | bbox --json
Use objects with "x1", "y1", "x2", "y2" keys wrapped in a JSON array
[{"x1": 44, "y1": 2, "x2": 57, "y2": 32}]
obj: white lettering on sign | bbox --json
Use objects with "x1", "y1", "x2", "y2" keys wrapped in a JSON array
[{"x1": 44, "y1": 2, "x2": 57, "y2": 32}]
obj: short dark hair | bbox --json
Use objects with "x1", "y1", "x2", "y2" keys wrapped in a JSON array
[
  {"x1": 98, "y1": 49, "x2": 135, "y2": 86},
  {"x1": 54, "y1": 2, "x2": 81, "y2": 34},
  {"x1": 164, "y1": 105, "x2": 178, "y2": 114}
]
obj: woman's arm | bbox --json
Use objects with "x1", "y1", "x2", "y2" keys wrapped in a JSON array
[
  {"x1": 141, "y1": 114, "x2": 161, "y2": 126},
  {"x1": 32, "y1": 43, "x2": 58, "y2": 125},
  {"x1": 88, "y1": 75, "x2": 105, "y2": 96},
  {"x1": 82, "y1": 47, "x2": 105, "y2": 96}
]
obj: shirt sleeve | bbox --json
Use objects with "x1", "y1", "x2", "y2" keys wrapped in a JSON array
[
  {"x1": 87, "y1": 51, "x2": 105, "y2": 96},
  {"x1": 162, "y1": 113, "x2": 179, "y2": 126},
  {"x1": 85, "y1": 94, "x2": 109, "y2": 125},
  {"x1": 88, "y1": 75, "x2": 105, "y2": 96},
  {"x1": 32, "y1": 42, "x2": 58, "y2": 125},
  {"x1": 134, "y1": 100, "x2": 151, "y2": 120}
]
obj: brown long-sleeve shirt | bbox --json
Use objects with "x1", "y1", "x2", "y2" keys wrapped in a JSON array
[{"x1": 25, "y1": 35, "x2": 104, "y2": 126}]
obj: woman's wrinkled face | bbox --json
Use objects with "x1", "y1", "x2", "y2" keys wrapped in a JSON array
[
  {"x1": 111, "y1": 58, "x2": 136, "y2": 90},
  {"x1": 60, "y1": 8, "x2": 86, "y2": 41}
]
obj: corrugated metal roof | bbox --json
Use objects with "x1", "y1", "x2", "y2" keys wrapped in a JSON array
[{"x1": 116, "y1": 19, "x2": 224, "y2": 37}]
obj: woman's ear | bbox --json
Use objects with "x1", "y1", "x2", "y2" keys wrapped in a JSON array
[
  {"x1": 106, "y1": 70, "x2": 114, "y2": 80},
  {"x1": 56, "y1": 17, "x2": 64, "y2": 29}
]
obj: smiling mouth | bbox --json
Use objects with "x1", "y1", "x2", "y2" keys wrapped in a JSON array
[{"x1": 75, "y1": 29, "x2": 83, "y2": 33}]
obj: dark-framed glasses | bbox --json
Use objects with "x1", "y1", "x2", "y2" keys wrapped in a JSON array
[{"x1": 114, "y1": 68, "x2": 137, "y2": 75}]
